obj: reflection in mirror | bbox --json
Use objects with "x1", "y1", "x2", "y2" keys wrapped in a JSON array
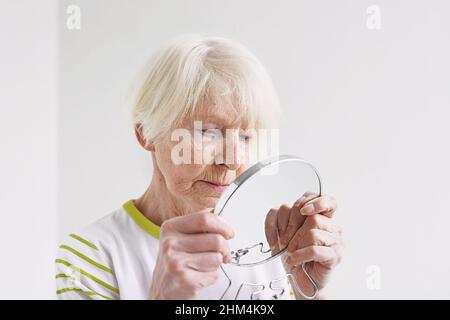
[{"x1": 215, "y1": 155, "x2": 322, "y2": 267}]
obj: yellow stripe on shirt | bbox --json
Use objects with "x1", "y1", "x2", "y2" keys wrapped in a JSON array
[
  {"x1": 55, "y1": 259, "x2": 120, "y2": 295},
  {"x1": 69, "y1": 233, "x2": 99, "y2": 250},
  {"x1": 56, "y1": 287, "x2": 114, "y2": 300},
  {"x1": 59, "y1": 244, "x2": 113, "y2": 274}
]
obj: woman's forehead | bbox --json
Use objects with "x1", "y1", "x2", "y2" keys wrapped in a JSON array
[{"x1": 191, "y1": 103, "x2": 249, "y2": 128}]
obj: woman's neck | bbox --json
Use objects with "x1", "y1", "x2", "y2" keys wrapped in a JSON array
[{"x1": 134, "y1": 169, "x2": 187, "y2": 226}]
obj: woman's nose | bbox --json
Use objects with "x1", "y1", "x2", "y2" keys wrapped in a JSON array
[
  {"x1": 222, "y1": 160, "x2": 240, "y2": 171},
  {"x1": 215, "y1": 130, "x2": 243, "y2": 170}
]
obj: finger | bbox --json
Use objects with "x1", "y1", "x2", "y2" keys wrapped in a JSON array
[
  {"x1": 277, "y1": 204, "x2": 291, "y2": 247},
  {"x1": 299, "y1": 195, "x2": 337, "y2": 218},
  {"x1": 282, "y1": 192, "x2": 319, "y2": 249},
  {"x1": 181, "y1": 269, "x2": 220, "y2": 290},
  {"x1": 283, "y1": 205, "x2": 307, "y2": 248},
  {"x1": 288, "y1": 228, "x2": 340, "y2": 253},
  {"x1": 184, "y1": 252, "x2": 224, "y2": 272},
  {"x1": 286, "y1": 245, "x2": 339, "y2": 268},
  {"x1": 287, "y1": 215, "x2": 342, "y2": 253},
  {"x1": 189, "y1": 269, "x2": 220, "y2": 289},
  {"x1": 293, "y1": 192, "x2": 320, "y2": 208},
  {"x1": 302, "y1": 214, "x2": 343, "y2": 235},
  {"x1": 162, "y1": 212, "x2": 234, "y2": 239},
  {"x1": 176, "y1": 233, "x2": 231, "y2": 261},
  {"x1": 264, "y1": 208, "x2": 280, "y2": 252},
  {"x1": 332, "y1": 244, "x2": 344, "y2": 266}
]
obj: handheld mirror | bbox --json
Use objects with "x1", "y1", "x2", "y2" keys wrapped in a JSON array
[{"x1": 214, "y1": 155, "x2": 322, "y2": 299}]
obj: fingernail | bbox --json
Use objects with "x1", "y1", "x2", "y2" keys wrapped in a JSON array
[{"x1": 300, "y1": 204, "x2": 314, "y2": 215}]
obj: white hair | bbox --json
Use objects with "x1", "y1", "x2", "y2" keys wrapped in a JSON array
[{"x1": 132, "y1": 34, "x2": 282, "y2": 143}]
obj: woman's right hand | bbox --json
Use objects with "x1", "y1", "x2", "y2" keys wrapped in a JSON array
[{"x1": 148, "y1": 212, "x2": 234, "y2": 299}]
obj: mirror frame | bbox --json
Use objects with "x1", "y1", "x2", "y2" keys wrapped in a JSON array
[{"x1": 214, "y1": 154, "x2": 323, "y2": 267}]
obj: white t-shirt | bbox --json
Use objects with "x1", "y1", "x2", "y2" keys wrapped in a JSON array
[{"x1": 55, "y1": 200, "x2": 295, "y2": 300}]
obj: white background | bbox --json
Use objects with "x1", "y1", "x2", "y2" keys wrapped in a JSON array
[
  {"x1": 0, "y1": 1, "x2": 57, "y2": 298},
  {"x1": 1, "y1": 0, "x2": 449, "y2": 299}
]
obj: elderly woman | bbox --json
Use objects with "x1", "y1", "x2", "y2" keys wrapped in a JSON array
[{"x1": 55, "y1": 34, "x2": 343, "y2": 300}]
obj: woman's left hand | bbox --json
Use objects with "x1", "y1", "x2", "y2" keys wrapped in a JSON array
[{"x1": 265, "y1": 193, "x2": 344, "y2": 299}]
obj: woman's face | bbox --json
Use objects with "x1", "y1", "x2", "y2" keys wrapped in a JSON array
[{"x1": 152, "y1": 103, "x2": 257, "y2": 213}]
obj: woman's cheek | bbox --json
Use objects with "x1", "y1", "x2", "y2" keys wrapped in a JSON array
[{"x1": 169, "y1": 164, "x2": 197, "y2": 185}]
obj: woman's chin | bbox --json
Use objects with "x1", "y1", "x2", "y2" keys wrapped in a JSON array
[
  {"x1": 202, "y1": 196, "x2": 220, "y2": 207},
  {"x1": 186, "y1": 181, "x2": 228, "y2": 211},
  {"x1": 190, "y1": 196, "x2": 220, "y2": 212}
]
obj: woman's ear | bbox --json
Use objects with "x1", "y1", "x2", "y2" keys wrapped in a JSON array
[{"x1": 134, "y1": 125, "x2": 155, "y2": 152}]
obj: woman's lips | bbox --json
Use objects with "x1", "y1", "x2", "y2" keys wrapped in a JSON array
[{"x1": 201, "y1": 181, "x2": 230, "y2": 192}]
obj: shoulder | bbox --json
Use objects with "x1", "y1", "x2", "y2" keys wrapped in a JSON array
[
  {"x1": 59, "y1": 204, "x2": 129, "y2": 256},
  {"x1": 55, "y1": 205, "x2": 127, "y2": 300}
]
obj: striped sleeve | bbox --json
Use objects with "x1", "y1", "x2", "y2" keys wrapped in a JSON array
[{"x1": 55, "y1": 233, "x2": 120, "y2": 300}]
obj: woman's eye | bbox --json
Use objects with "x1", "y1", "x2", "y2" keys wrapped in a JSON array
[
  {"x1": 239, "y1": 134, "x2": 252, "y2": 142},
  {"x1": 202, "y1": 129, "x2": 219, "y2": 139}
]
